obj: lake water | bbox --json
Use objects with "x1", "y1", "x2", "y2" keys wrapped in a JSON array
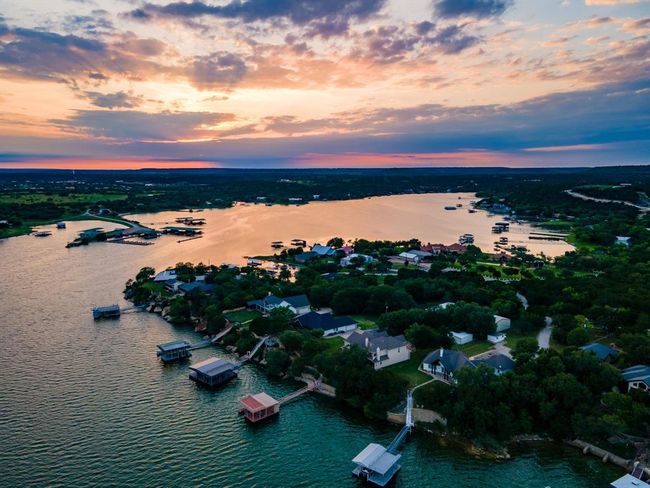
[{"x1": 0, "y1": 194, "x2": 617, "y2": 488}]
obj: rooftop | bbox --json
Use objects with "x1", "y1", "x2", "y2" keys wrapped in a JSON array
[
  {"x1": 622, "y1": 365, "x2": 650, "y2": 384},
  {"x1": 240, "y1": 392, "x2": 279, "y2": 412},
  {"x1": 297, "y1": 311, "x2": 356, "y2": 332},
  {"x1": 581, "y1": 343, "x2": 619, "y2": 361},
  {"x1": 157, "y1": 340, "x2": 191, "y2": 352},
  {"x1": 352, "y1": 443, "x2": 401, "y2": 476},
  {"x1": 189, "y1": 357, "x2": 236, "y2": 377},
  {"x1": 346, "y1": 329, "x2": 408, "y2": 351}
]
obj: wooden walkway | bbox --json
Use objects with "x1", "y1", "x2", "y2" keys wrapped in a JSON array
[{"x1": 279, "y1": 380, "x2": 320, "y2": 405}]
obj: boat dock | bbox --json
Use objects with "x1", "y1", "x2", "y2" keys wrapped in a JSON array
[
  {"x1": 352, "y1": 390, "x2": 414, "y2": 486},
  {"x1": 157, "y1": 340, "x2": 192, "y2": 362},
  {"x1": 92, "y1": 304, "x2": 142, "y2": 320},
  {"x1": 239, "y1": 380, "x2": 320, "y2": 423}
]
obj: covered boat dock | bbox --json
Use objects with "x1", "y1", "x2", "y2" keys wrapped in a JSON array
[
  {"x1": 352, "y1": 443, "x2": 402, "y2": 487},
  {"x1": 189, "y1": 357, "x2": 238, "y2": 388},
  {"x1": 239, "y1": 393, "x2": 280, "y2": 423},
  {"x1": 157, "y1": 340, "x2": 192, "y2": 363}
]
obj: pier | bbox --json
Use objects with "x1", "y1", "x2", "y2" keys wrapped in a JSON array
[
  {"x1": 352, "y1": 390, "x2": 414, "y2": 487},
  {"x1": 92, "y1": 304, "x2": 142, "y2": 320}
]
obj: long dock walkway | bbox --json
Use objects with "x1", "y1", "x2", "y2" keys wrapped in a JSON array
[
  {"x1": 279, "y1": 380, "x2": 320, "y2": 405},
  {"x1": 239, "y1": 335, "x2": 269, "y2": 363}
]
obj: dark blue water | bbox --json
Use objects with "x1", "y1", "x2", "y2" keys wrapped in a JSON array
[{"x1": 0, "y1": 220, "x2": 620, "y2": 487}]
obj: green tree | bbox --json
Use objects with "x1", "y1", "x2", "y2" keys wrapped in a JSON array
[
  {"x1": 566, "y1": 327, "x2": 590, "y2": 347},
  {"x1": 266, "y1": 349, "x2": 291, "y2": 376}
]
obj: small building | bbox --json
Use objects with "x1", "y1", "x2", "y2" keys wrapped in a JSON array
[
  {"x1": 422, "y1": 348, "x2": 474, "y2": 381},
  {"x1": 247, "y1": 293, "x2": 311, "y2": 316},
  {"x1": 581, "y1": 343, "x2": 619, "y2": 362},
  {"x1": 494, "y1": 315, "x2": 511, "y2": 332},
  {"x1": 340, "y1": 253, "x2": 374, "y2": 267},
  {"x1": 487, "y1": 333, "x2": 506, "y2": 344},
  {"x1": 297, "y1": 311, "x2": 357, "y2": 336},
  {"x1": 92, "y1": 304, "x2": 120, "y2": 320},
  {"x1": 154, "y1": 269, "x2": 177, "y2": 282},
  {"x1": 337, "y1": 245, "x2": 355, "y2": 255},
  {"x1": 451, "y1": 331, "x2": 473, "y2": 345},
  {"x1": 157, "y1": 340, "x2": 192, "y2": 363},
  {"x1": 398, "y1": 251, "x2": 420, "y2": 263},
  {"x1": 611, "y1": 474, "x2": 650, "y2": 488},
  {"x1": 473, "y1": 353, "x2": 515, "y2": 376},
  {"x1": 615, "y1": 236, "x2": 631, "y2": 247},
  {"x1": 622, "y1": 365, "x2": 650, "y2": 393},
  {"x1": 345, "y1": 330, "x2": 410, "y2": 369},
  {"x1": 189, "y1": 357, "x2": 238, "y2": 388},
  {"x1": 352, "y1": 443, "x2": 402, "y2": 487},
  {"x1": 239, "y1": 392, "x2": 280, "y2": 423},
  {"x1": 311, "y1": 244, "x2": 336, "y2": 256}
]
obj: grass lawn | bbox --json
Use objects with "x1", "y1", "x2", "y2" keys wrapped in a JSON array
[
  {"x1": 455, "y1": 341, "x2": 493, "y2": 357},
  {"x1": 384, "y1": 349, "x2": 431, "y2": 387},
  {"x1": 224, "y1": 309, "x2": 261, "y2": 324},
  {"x1": 350, "y1": 314, "x2": 379, "y2": 330},
  {"x1": 323, "y1": 336, "x2": 344, "y2": 352}
]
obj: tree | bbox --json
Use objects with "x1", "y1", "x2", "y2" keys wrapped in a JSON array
[
  {"x1": 512, "y1": 337, "x2": 538, "y2": 363},
  {"x1": 268, "y1": 307, "x2": 295, "y2": 334},
  {"x1": 168, "y1": 297, "x2": 191, "y2": 325},
  {"x1": 266, "y1": 349, "x2": 291, "y2": 376},
  {"x1": 136, "y1": 267, "x2": 155, "y2": 282},
  {"x1": 327, "y1": 237, "x2": 345, "y2": 248},
  {"x1": 332, "y1": 287, "x2": 369, "y2": 314},
  {"x1": 279, "y1": 330, "x2": 304, "y2": 354},
  {"x1": 205, "y1": 304, "x2": 226, "y2": 333},
  {"x1": 566, "y1": 326, "x2": 590, "y2": 347}
]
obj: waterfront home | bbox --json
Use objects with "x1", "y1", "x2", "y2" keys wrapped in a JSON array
[
  {"x1": 494, "y1": 315, "x2": 511, "y2": 332},
  {"x1": 345, "y1": 330, "x2": 410, "y2": 370},
  {"x1": 422, "y1": 348, "x2": 474, "y2": 382},
  {"x1": 165, "y1": 279, "x2": 183, "y2": 293},
  {"x1": 154, "y1": 269, "x2": 177, "y2": 282},
  {"x1": 295, "y1": 251, "x2": 318, "y2": 264},
  {"x1": 311, "y1": 244, "x2": 336, "y2": 256},
  {"x1": 189, "y1": 357, "x2": 238, "y2": 388},
  {"x1": 247, "y1": 293, "x2": 311, "y2": 316},
  {"x1": 178, "y1": 281, "x2": 216, "y2": 295},
  {"x1": 340, "y1": 253, "x2": 374, "y2": 267},
  {"x1": 451, "y1": 331, "x2": 473, "y2": 345},
  {"x1": 352, "y1": 443, "x2": 402, "y2": 487},
  {"x1": 297, "y1": 311, "x2": 357, "y2": 336},
  {"x1": 421, "y1": 243, "x2": 446, "y2": 255},
  {"x1": 444, "y1": 243, "x2": 468, "y2": 254},
  {"x1": 581, "y1": 343, "x2": 619, "y2": 362},
  {"x1": 473, "y1": 353, "x2": 515, "y2": 376},
  {"x1": 621, "y1": 365, "x2": 650, "y2": 394},
  {"x1": 156, "y1": 340, "x2": 192, "y2": 363},
  {"x1": 239, "y1": 392, "x2": 280, "y2": 423}
]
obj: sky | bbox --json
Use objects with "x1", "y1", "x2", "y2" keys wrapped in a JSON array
[{"x1": 0, "y1": 0, "x2": 648, "y2": 169}]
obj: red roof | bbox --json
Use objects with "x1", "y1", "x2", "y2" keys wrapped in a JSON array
[{"x1": 239, "y1": 393, "x2": 278, "y2": 412}]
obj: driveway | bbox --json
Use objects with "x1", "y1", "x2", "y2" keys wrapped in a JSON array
[{"x1": 537, "y1": 317, "x2": 553, "y2": 349}]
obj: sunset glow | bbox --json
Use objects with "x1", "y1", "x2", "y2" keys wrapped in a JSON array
[{"x1": 0, "y1": 0, "x2": 648, "y2": 168}]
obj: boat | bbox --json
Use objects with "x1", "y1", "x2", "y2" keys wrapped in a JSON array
[
  {"x1": 291, "y1": 239, "x2": 307, "y2": 247},
  {"x1": 456, "y1": 203, "x2": 463, "y2": 208},
  {"x1": 459, "y1": 233, "x2": 474, "y2": 245},
  {"x1": 33, "y1": 231, "x2": 52, "y2": 237},
  {"x1": 444, "y1": 206, "x2": 457, "y2": 210},
  {"x1": 56, "y1": 222, "x2": 66, "y2": 229},
  {"x1": 468, "y1": 209, "x2": 477, "y2": 213},
  {"x1": 271, "y1": 241, "x2": 284, "y2": 249},
  {"x1": 491, "y1": 226, "x2": 503, "y2": 233},
  {"x1": 499, "y1": 237, "x2": 509, "y2": 244}
]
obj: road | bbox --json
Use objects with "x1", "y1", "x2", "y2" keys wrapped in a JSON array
[
  {"x1": 565, "y1": 189, "x2": 650, "y2": 212},
  {"x1": 537, "y1": 317, "x2": 553, "y2": 350}
]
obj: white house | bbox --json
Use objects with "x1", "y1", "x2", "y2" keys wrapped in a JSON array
[
  {"x1": 494, "y1": 315, "x2": 511, "y2": 332},
  {"x1": 154, "y1": 269, "x2": 177, "y2": 282},
  {"x1": 345, "y1": 330, "x2": 410, "y2": 369},
  {"x1": 340, "y1": 253, "x2": 374, "y2": 267},
  {"x1": 451, "y1": 331, "x2": 473, "y2": 345},
  {"x1": 487, "y1": 333, "x2": 507, "y2": 344},
  {"x1": 422, "y1": 348, "x2": 474, "y2": 382},
  {"x1": 247, "y1": 293, "x2": 311, "y2": 316},
  {"x1": 616, "y1": 236, "x2": 631, "y2": 247}
]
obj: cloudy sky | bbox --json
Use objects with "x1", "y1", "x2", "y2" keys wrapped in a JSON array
[{"x1": 0, "y1": 0, "x2": 648, "y2": 169}]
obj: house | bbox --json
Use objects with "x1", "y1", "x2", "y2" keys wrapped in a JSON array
[
  {"x1": 421, "y1": 243, "x2": 446, "y2": 255},
  {"x1": 345, "y1": 330, "x2": 410, "y2": 369},
  {"x1": 581, "y1": 343, "x2": 619, "y2": 362},
  {"x1": 444, "y1": 243, "x2": 468, "y2": 254},
  {"x1": 337, "y1": 245, "x2": 355, "y2": 255},
  {"x1": 487, "y1": 333, "x2": 506, "y2": 344},
  {"x1": 451, "y1": 331, "x2": 473, "y2": 345},
  {"x1": 165, "y1": 279, "x2": 183, "y2": 293},
  {"x1": 188, "y1": 357, "x2": 238, "y2": 388},
  {"x1": 340, "y1": 253, "x2": 374, "y2": 267},
  {"x1": 491, "y1": 252, "x2": 513, "y2": 264},
  {"x1": 297, "y1": 311, "x2": 357, "y2": 336},
  {"x1": 178, "y1": 281, "x2": 215, "y2": 295},
  {"x1": 247, "y1": 293, "x2": 311, "y2": 316},
  {"x1": 294, "y1": 251, "x2": 318, "y2": 264},
  {"x1": 398, "y1": 251, "x2": 421, "y2": 263},
  {"x1": 311, "y1": 244, "x2": 336, "y2": 256},
  {"x1": 422, "y1": 348, "x2": 474, "y2": 381},
  {"x1": 615, "y1": 236, "x2": 631, "y2": 247},
  {"x1": 622, "y1": 365, "x2": 650, "y2": 393},
  {"x1": 435, "y1": 302, "x2": 455, "y2": 310},
  {"x1": 494, "y1": 315, "x2": 511, "y2": 332},
  {"x1": 154, "y1": 269, "x2": 177, "y2": 282},
  {"x1": 473, "y1": 353, "x2": 515, "y2": 376}
]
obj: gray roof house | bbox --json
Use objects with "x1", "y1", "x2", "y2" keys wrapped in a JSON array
[
  {"x1": 297, "y1": 311, "x2": 357, "y2": 336},
  {"x1": 473, "y1": 353, "x2": 515, "y2": 376},
  {"x1": 247, "y1": 293, "x2": 311, "y2": 316},
  {"x1": 311, "y1": 244, "x2": 336, "y2": 256},
  {"x1": 581, "y1": 343, "x2": 619, "y2": 362},
  {"x1": 178, "y1": 281, "x2": 216, "y2": 295},
  {"x1": 622, "y1": 365, "x2": 650, "y2": 394},
  {"x1": 345, "y1": 330, "x2": 410, "y2": 370},
  {"x1": 422, "y1": 348, "x2": 475, "y2": 381}
]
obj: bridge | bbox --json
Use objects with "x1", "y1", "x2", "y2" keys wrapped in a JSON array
[{"x1": 351, "y1": 389, "x2": 415, "y2": 487}]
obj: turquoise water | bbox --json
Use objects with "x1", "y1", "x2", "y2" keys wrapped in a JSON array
[{"x1": 0, "y1": 217, "x2": 618, "y2": 487}]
